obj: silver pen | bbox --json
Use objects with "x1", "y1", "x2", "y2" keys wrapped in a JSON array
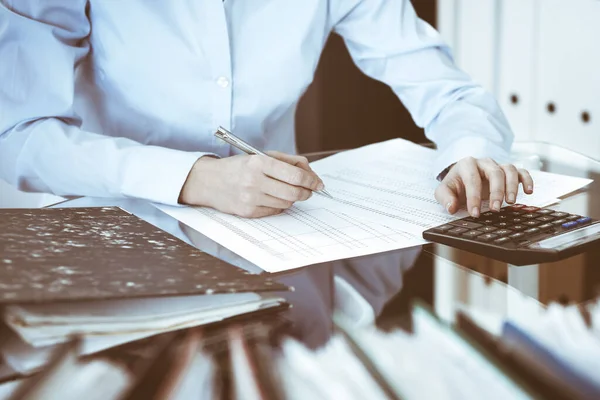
[{"x1": 214, "y1": 126, "x2": 333, "y2": 198}]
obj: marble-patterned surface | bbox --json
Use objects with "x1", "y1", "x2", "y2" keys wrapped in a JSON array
[{"x1": 0, "y1": 207, "x2": 287, "y2": 304}]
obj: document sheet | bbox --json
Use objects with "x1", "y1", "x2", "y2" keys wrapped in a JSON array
[
  {"x1": 6, "y1": 293, "x2": 282, "y2": 347},
  {"x1": 156, "y1": 139, "x2": 592, "y2": 272}
]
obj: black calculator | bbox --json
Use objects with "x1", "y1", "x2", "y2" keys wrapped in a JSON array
[{"x1": 423, "y1": 205, "x2": 600, "y2": 265}]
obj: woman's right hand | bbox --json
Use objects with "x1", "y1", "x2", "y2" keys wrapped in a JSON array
[{"x1": 179, "y1": 152, "x2": 324, "y2": 218}]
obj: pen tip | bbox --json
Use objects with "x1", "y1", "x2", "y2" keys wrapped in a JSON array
[{"x1": 320, "y1": 189, "x2": 333, "y2": 198}]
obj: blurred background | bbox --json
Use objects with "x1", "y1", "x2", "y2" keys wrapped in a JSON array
[
  {"x1": 296, "y1": 1, "x2": 436, "y2": 153},
  {"x1": 297, "y1": 0, "x2": 598, "y2": 157}
]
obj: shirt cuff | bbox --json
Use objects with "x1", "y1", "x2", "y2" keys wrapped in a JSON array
[
  {"x1": 432, "y1": 136, "x2": 512, "y2": 179},
  {"x1": 120, "y1": 146, "x2": 219, "y2": 206}
]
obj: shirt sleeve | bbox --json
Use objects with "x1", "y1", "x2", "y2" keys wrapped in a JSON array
[
  {"x1": 329, "y1": 0, "x2": 514, "y2": 177},
  {"x1": 0, "y1": 1, "x2": 210, "y2": 206}
]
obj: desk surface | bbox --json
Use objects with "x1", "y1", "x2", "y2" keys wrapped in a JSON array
[{"x1": 51, "y1": 142, "x2": 600, "y2": 348}]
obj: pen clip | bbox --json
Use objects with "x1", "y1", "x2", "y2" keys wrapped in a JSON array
[{"x1": 215, "y1": 127, "x2": 267, "y2": 156}]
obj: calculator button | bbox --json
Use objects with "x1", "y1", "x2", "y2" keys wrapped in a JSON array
[
  {"x1": 538, "y1": 223, "x2": 554, "y2": 231},
  {"x1": 432, "y1": 224, "x2": 454, "y2": 232},
  {"x1": 495, "y1": 229, "x2": 513, "y2": 236},
  {"x1": 511, "y1": 225, "x2": 526, "y2": 231},
  {"x1": 552, "y1": 219, "x2": 568, "y2": 225},
  {"x1": 523, "y1": 220, "x2": 540, "y2": 227},
  {"x1": 536, "y1": 209, "x2": 554, "y2": 215},
  {"x1": 566, "y1": 215, "x2": 581, "y2": 221},
  {"x1": 522, "y1": 213, "x2": 537, "y2": 219},
  {"x1": 561, "y1": 221, "x2": 578, "y2": 229},
  {"x1": 482, "y1": 219, "x2": 495, "y2": 225},
  {"x1": 463, "y1": 230, "x2": 483, "y2": 238},
  {"x1": 512, "y1": 218, "x2": 524, "y2": 223},
  {"x1": 448, "y1": 227, "x2": 469, "y2": 235},
  {"x1": 509, "y1": 232, "x2": 526, "y2": 240},
  {"x1": 550, "y1": 212, "x2": 568, "y2": 218},
  {"x1": 479, "y1": 226, "x2": 497, "y2": 233},
  {"x1": 494, "y1": 237, "x2": 512, "y2": 245},
  {"x1": 477, "y1": 233, "x2": 498, "y2": 242},
  {"x1": 449, "y1": 220, "x2": 483, "y2": 229},
  {"x1": 498, "y1": 215, "x2": 509, "y2": 220},
  {"x1": 481, "y1": 211, "x2": 495, "y2": 218},
  {"x1": 577, "y1": 217, "x2": 592, "y2": 225},
  {"x1": 496, "y1": 222, "x2": 510, "y2": 228},
  {"x1": 523, "y1": 228, "x2": 540, "y2": 235},
  {"x1": 521, "y1": 206, "x2": 540, "y2": 212},
  {"x1": 508, "y1": 211, "x2": 524, "y2": 217},
  {"x1": 536, "y1": 216, "x2": 555, "y2": 222}
]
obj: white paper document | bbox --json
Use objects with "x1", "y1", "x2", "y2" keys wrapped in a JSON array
[
  {"x1": 5, "y1": 293, "x2": 283, "y2": 347},
  {"x1": 156, "y1": 139, "x2": 592, "y2": 273}
]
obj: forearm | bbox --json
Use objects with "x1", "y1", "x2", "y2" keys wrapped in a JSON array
[
  {"x1": 332, "y1": 0, "x2": 514, "y2": 175},
  {"x1": 0, "y1": 118, "x2": 206, "y2": 205},
  {"x1": 0, "y1": 1, "x2": 202, "y2": 205},
  {"x1": 426, "y1": 86, "x2": 514, "y2": 176}
]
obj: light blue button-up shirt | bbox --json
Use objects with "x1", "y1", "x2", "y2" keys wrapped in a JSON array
[{"x1": 0, "y1": 0, "x2": 513, "y2": 206}]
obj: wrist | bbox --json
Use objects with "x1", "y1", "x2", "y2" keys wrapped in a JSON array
[{"x1": 179, "y1": 156, "x2": 219, "y2": 206}]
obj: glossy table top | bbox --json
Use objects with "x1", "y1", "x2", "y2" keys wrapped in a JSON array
[{"x1": 49, "y1": 142, "x2": 600, "y2": 347}]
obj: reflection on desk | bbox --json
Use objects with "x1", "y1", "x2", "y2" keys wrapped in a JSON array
[{"x1": 3, "y1": 293, "x2": 600, "y2": 399}]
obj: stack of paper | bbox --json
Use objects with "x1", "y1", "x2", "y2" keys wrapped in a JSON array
[
  {"x1": 0, "y1": 206, "x2": 290, "y2": 375},
  {"x1": 0, "y1": 340, "x2": 131, "y2": 400},
  {"x1": 1, "y1": 293, "x2": 284, "y2": 374},
  {"x1": 273, "y1": 309, "x2": 536, "y2": 399},
  {"x1": 3, "y1": 299, "x2": 600, "y2": 399},
  {"x1": 500, "y1": 302, "x2": 600, "y2": 397},
  {"x1": 456, "y1": 295, "x2": 600, "y2": 399},
  {"x1": 277, "y1": 336, "x2": 389, "y2": 400},
  {"x1": 156, "y1": 138, "x2": 593, "y2": 272}
]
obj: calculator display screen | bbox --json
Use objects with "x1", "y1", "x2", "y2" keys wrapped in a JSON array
[{"x1": 531, "y1": 223, "x2": 600, "y2": 250}]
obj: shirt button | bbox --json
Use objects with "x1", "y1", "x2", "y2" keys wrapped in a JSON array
[{"x1": 216, "y1": 76, "x2": 229, "y2": 88}]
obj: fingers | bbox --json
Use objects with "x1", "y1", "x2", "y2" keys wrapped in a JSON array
[
  {"x1": 237, "y1": 206, "x2": 283, "y2": 219},
  {"x1": 437, "y1": 155, "x2": 536, "y2": 217},
  {"x1": 266, "y1": 151, "x2": 313, "y2": 173},
  {"x1": 478, "y1": 158, "x2": 505, "y2": 212},
  {"x1": 259, "y1": 194, "x2": 295, "y2": 209},
  {"x1": 235, "y1": 187, "x2": 292, "y2": 217},
  {"x1": 519, "y1": 168, "x2": 534, "y2": 194},
  {"x1": 256, "y1": 156, "x2": 323, "y2": 191},
  {"x1": 235, "y1": 156, "x2": 313, "y2": 219},
  {"x1": 434, "y1": 181, "x2": 460, "y2": 215},
  {"x1": 261, "y1": 175, "x2": 313, "y2": 202},
  {"x1": 458, "y1": 158, "x2": 483, "y2": 217},
  {"x1": 500, "y1": 164, "x2": 519, "y2": 204}
]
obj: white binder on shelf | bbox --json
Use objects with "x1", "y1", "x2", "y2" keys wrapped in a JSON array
[
  {"x1": 534, "y1": 0, "x2": 600, "y2": 158},
  {"x1": 497, "y1": 0, "x2": 539, "y2": 142},
  {"x1": 454, "y1": 0, "x2": 499, "y2": 94}
]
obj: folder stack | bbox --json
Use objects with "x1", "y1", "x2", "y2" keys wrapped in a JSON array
[
  {"x1": 1, "y1": 296, "x2": 600, "y2": 399},
  {"x1": 457, "y1": 296, "x2": 600, "y2": 399},
  {"x1": 0, "y1": 207, "x2": 290, "y2": 379}
]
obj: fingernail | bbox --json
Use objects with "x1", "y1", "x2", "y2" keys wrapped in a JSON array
[
  {"x1": 445, "y1": 202, "x2": 452, "y2": 213},
  {"x1": 472, "y1": 207, "x2": 480, "y2": 218},
  {"x1": 527, "y1": 185, "x2": 533, "y2": 193},
  {"x1": 508, "y1": 193, "x2": 516, "y2": 203},
  {"x1": 492, "y1": 201, "x2": 501, "y2": 211},
  {"x1": 317, "y1": 181, "x2": 325, "y2": 191}
]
